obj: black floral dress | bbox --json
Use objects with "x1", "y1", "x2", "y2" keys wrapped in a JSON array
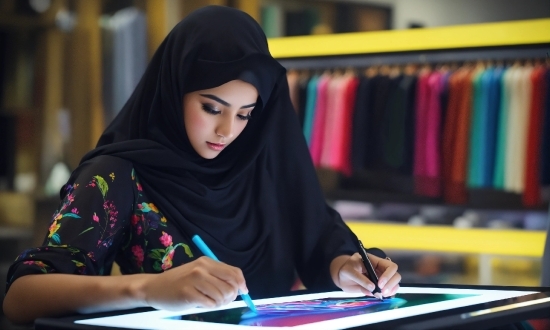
[{"x1": 6, "y1": 156, "x2": 197, "y2": 291}]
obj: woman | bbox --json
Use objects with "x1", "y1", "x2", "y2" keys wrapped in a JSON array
[{"x1": 3, "y1": 6, "x2": 400, "y2": 324}]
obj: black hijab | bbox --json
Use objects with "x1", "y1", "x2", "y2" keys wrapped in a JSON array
[{"x1": 72, "y1": 6, "x2": 357, "y2": 297}]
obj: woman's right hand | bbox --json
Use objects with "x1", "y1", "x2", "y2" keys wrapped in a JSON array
[{"x1": 140, "y1": 256, "x2": 248, "y2": 310}]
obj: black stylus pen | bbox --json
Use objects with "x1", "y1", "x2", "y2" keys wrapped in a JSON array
[{"x1": 357, "y1": 240, "x2": 383, "y2": 300}]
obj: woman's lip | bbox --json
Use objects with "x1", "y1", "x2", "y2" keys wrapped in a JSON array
[{"x1": 206, "y1": 142, "x2": 226, "y2": 151}]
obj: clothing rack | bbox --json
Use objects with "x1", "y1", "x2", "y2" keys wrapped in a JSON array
[
  {"x1": 272, "y1": 20, "x2": 550, "y2": 212},
  {"x1": 277, "y1": 45, "x2": 549, "y2": 70}
]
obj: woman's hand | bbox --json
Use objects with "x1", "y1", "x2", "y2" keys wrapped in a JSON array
[
  {"x1": 139, "y1": 256, "x2": 248, "y2": 310},
  {"x1": 330, "y1": 253, "x2": 401, "y2": 297}
]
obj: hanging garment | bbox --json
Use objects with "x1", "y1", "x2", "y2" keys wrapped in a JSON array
[
  {"x1": 334, "y1": 74, "x2": 359, "y2": 176},
  {"x1": 476, "y1": 68, "x2": 494, "y2": 187},
  {"x1": 362, "y1": 75, "x2": 383, "y2": 169},
  {"x1": 309, "y1": 74, "x2": 331, "y2": 166},
  {"x1": 350, "y1": 76, "x2": 373, "y2": 172},
  {"x1": 414, "y1": 70, "x2": 443, "y2": 197},
  {"x1": 504, "y1": 66, "x2": 523, "y2": 192},
  {"x1": 494, "y1": 66, "x2": 515, "y2": 189},
  {"x1": 298, "y1": 75, "x2": 309, "y2": 127},
  {"x1": 450, "y1": 68, "x2": 475, "y2": 203},
  {"x1": 506, "y1": 66, "x2": 533, "y2": 193},
  {"x1": 541, "y1": 69, "x2": 550, "y2": 201},
  {"x1": 382, "y1": 74, "x2": 407, "y2": 172},
  {"x1": 523, "y1": 66, "x2": 547, "y2": 206},
  {"x1": 320, "y1": 75, "x2": 347, "y2": 168},
  {"x1": 483, "y1": 66, "x2": 505, "y2": 187},
  {"x1": 467, "y1": 66, "x2": 486, "y2": 188},
  {"x1": 302, "y1": 75, "x2": 320, "y2": 145},
  {"x1": 369, "y1": 74, "x2": 392, "y2": 169},
  {"x1": 442, "y1": 69, "x2": 464, "y2": 203}
]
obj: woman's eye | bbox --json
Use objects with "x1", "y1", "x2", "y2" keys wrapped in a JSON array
[
  {"x1": 202, "y1": 104, "x2": 221, "y2": 115},
  {"x1": 237, "y1": 113, "x2": 252, "y2": 121}
]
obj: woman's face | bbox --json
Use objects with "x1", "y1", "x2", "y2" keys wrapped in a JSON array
[{"x1": 183, "y1": 79, "x2": 258, "y2": 159}]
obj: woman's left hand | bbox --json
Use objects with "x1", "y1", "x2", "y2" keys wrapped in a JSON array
[{"x1": 330, "y1": 253, "x2": 401, "y2": 297}]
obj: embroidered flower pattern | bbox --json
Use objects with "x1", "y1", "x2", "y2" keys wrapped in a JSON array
[
  {"x1": 22, "y1": 261, "x2": 50, "y2": 273},
  {"x1": 47, "y1": 184, "x2": 81, "y2": 245},
  {"x1": 132, "y1": 245, "x2": 144, "y2": 268},
  {"x1": 79, "y1": 175, "x2": 121, "y2": 249},
  {"x1": 149, "y1": 231, "x2": 193, "y2": 271}
]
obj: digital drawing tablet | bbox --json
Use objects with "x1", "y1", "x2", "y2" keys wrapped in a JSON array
[{"x1": 35, "y1": 284, "x2": 550, "y2": 330}]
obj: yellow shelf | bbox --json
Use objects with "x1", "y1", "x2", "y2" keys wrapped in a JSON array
[
  {"x1": 346, "y1": 221, "x2": 546, "y2": 258},
  {"x1": 268, "y1": 19, "x2": 550, "y2": 58}
]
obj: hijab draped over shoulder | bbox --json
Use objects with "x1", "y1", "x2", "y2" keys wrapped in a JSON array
[{"x1": 71, "y1": 6, "x2": 358, "y2": 298}]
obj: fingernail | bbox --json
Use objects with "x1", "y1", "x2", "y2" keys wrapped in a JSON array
[
  {"x1": 379, "y1": 279, "x2": 387, "y2": 288},
  {"x1": 383, "y1": 288, "x2": 390, "y2": 296},
  {"x1": 367, "y1": 284, "x2": 375, "y2": 291},
  {"x1": 363, "y1": 289, "x2": 373, "y2": 296}
]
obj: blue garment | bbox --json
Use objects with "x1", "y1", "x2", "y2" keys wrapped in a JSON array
[
  {"x1": 477, "y1": 68, "x2": 494, "y2": 187},
  {"x1": 483, "y1": 67, "x2": 503, "y2": 187},
  {"x1": 467, "y1": 70, "x2": 485, "y2": 187},
  {"x1": 302, "y1": 75, "x2": 319, "y2": 145},
  {"x1": 493, "y1": 67, "x2": 512, "y2": 189}
]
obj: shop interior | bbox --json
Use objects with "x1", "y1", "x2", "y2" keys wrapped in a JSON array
[{"x1": 0, "y1": 0, "x2": 549, "y2": 329}]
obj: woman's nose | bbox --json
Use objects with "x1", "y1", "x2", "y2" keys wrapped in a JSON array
[{"x1": 216, "y1": 117, "x2": 234, "y2": 139}]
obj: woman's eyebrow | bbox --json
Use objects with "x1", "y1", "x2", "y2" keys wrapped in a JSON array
[
  {"x1": 240, "y1": 102, "x2": 256, "y2": 109},
  {"x1": 200, "y1": 94, "x2": 229, "y2": 106},
  {"x1": 200, "y1": 94, "x2": 256, "y2": 109}
]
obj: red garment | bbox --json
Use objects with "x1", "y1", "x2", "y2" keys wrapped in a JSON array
[
  {"x1": 523, "y1": 66, "x2": 547, "y2": 206},
  {"x1": 337, "y1": 75, "x2": 359, "y2": 176},
  {"x1": 309, "y1": 75, "x2": 330, "y2": 166},
  {"x1": 413, "y1": 70, "x2": 431, "y2": 191},
  {"x1": 414, "y1": 70, "x2": 443, "y2": 197},
  {"x1": 320, "y1": 76, "x2": 345, "y2": 168}
]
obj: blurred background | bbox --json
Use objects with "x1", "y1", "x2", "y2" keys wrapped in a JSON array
[{"x1": 0, "y1": 0, "x2": 549, "y2": 328}]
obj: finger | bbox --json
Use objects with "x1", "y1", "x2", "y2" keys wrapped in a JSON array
[
  {"x1": 195, "y1": 273, "x2": 238, "y2": 306},
  {"x1": 198, "y1": 257, "x2": 248, "y2": 294},
  {"x1": 381, "y1": 272, "x2": 401, "y2": 295},
  {"x1": 185, "y1": 286, "x2": 218, "y2": 308},
  {"x1": 340, "y1": 266, "x2": 376, "y2": 293},
  {"x1": 377, "y1": 262, "x2": 398, "y2": 289},
  {"x1": 382, "y1": 273, "x2": 401, "y2": 296},
  {"x1": 390, "y1": 284, "x2": 400, "y2": 296},
  {"x1": 213, "y1": 265, "x2": 248, "y2": 294},
  {"x1": 350, "y1": 253, "x2": 366, "y2": 273},
  {"x1": 382, "y1": 284, "x2": 400, "y2": 298},
  {"x1": 340, "y1": 283, "x2": 374, "y2": 296}
]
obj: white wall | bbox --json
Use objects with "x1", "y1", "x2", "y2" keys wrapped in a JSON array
[{"x1": 343, "y1": 0, "x2": 550, "y2": 29}]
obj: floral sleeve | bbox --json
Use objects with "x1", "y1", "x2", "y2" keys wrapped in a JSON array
[{"x1": 5, "y1": 156, "x2": 134, "y2": 293}]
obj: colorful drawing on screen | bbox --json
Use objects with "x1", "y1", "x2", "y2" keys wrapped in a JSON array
[{"x1": 168, "y1": 293, "x2": 477, "y2": 327}]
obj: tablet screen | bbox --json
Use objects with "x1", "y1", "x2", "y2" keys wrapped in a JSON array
[{"x1": 75, "y1": 287, "x2": 540, "y2": 329}]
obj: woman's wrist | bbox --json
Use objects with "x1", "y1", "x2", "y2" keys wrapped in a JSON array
[{"x1": 126, "y1": 273, "x2": 155, "y2": 308}]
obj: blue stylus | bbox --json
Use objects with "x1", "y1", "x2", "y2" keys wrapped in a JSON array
[{"x1": 191, "y1": 235, "x2": 258, "y2": 313}]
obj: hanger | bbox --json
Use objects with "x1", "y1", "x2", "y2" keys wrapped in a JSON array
[{"x1": 365, "y1": 66, "x2": 378, "y2": 78}]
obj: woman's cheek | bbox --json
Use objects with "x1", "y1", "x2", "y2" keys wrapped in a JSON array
[{"x1": 186, "y1": 110, "x2": 209, "y2": 140}]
